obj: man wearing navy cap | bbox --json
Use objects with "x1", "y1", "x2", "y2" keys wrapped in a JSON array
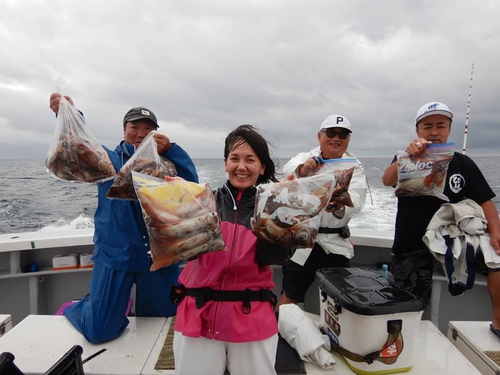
[
  {"x1": 382, "y1": 101, "x2": 500, "y2": 336},
  {"x1": 276, "y1": 114, "x2": 368, "y2": 309},
  {"x1": 121, "y1": 106, "x2": 169, "y2": 149},
  {"x1": 49, "y1": 93, "x2": 198, "y2": 344}
]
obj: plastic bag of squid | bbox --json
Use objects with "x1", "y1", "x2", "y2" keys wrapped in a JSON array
[
  {"x1": 106, "y1": 131, "x2": 178, "y2": 200},
  {"x1": 132, "y1": 172, "x2": 225, "y2": 271},
  {"x1": 45, "y1": 95, "x2": 116, "y2": 183},
  {"x1": 323, "y1": 158, "x2": 357, "y2": 216},
  {"x1": 251, "y1": 158, "x2": 357, "y2": 248},
  {"x1": 395, "y1": 143, "x2": 454, "y2": 201}
]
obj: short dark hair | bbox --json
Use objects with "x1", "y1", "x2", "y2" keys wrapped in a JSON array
[
  {"x1": 123, "y1": 118, "x2": 158, "y2": 130},
  {"x1": 224, "y1": 125, "x2": 278, "y2": 185}
]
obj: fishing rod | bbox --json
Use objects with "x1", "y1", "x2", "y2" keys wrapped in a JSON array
[{"x1": 462, "y1": 62, "x2": 474, "y2": 154}]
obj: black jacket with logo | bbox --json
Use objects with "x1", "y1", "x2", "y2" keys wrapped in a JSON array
[{"x1": 392, "y1": 152, "x2": 495, "y2": 254}]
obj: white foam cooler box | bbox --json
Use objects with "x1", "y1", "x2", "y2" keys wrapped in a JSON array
[{"x1": 316, "y1": 267, "x2": 425, "y2": 375}]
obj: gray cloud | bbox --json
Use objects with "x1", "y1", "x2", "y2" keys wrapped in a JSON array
[{"x1": 1, "y1": 0, "x2": 499, "y2": 160}]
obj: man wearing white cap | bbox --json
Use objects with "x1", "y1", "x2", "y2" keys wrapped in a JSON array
[
  {"x1": 276, "y1": 115, "x2": 368, "y2": 309},
  {"x1": 382, "y1": 102, "x2": 500, "y2": 334}
]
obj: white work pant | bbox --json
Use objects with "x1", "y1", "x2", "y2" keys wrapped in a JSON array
[{"x1": 174, "y1": 331, "x2": 278, "y2": 375}]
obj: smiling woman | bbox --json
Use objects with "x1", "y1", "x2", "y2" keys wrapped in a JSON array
[
  {"x1": 223, "y1": 124, "x2": 279, "y2": 187},
  {"x1": 172, "y1": 124, "x2": 287, "y2": 375},
  {"x1": 224, "y1": 143, "x2": 265, "y2": 191}
]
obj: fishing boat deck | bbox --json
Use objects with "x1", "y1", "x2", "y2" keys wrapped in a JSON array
[
  {"x1": 0, "y1": 315, "x2": 165, "y2": 375},
  {"x1": 448, "y1": 321, "x2": 500, "y2": 375},
  {"x1": 0, "y1": 315, "x2": 481, "y2": 374}
]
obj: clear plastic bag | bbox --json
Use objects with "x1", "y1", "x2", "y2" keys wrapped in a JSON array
[
  {"x1": 106, "y1": 131, "x2": 177, "y2": 200},
  {"x1": 322, "y1": 158, "x2": 356, "y2": 215},
  {"x1": 251, "y1": 170, "x2": 335, "y2": 248},
  {"x1": 45, "y1": 96, "x2": 115, "y2": 183},
  {"x1": 132, "y1": 172, "x2": 225, "y2": 270},
  {"x1": 395, "y1": 143, "x2": 454, "y2": 201}
]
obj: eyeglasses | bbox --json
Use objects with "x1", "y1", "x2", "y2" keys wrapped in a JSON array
[{"x1": 322, "y1": 128, "x2": 350, "y2": 139}]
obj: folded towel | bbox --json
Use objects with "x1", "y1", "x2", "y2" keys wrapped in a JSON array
[{"x1": 278, "y1": 304, "x2": 336, "y2": 369}]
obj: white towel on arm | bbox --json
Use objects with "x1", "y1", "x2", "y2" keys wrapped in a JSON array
[
  {"x1": 423, "y1": 198, "x2": 500, "y2": 269},
  {"x1": 423, "y1": 199, "x2": 500, "y2": 295}
]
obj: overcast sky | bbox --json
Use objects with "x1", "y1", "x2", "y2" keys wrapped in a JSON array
[{"x1": 1, "y1": 0, "x2": 499, "y2": 160}]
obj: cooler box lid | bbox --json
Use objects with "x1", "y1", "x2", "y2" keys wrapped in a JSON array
[{"x1": 316, "y1": 267, "x2": 425, "y2": 316}]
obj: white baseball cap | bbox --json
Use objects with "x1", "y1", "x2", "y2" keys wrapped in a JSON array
[
  {"x1": 319, "y1": 115, "x2": 352, "y2": 133},
  {"x1": 415, "y1": 102, "x2": 453, "y2": 124}
]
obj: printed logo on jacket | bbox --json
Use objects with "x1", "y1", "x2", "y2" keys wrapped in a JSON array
[{"x1": 449, "y1": 173, "x2": 465, "y2": 193}]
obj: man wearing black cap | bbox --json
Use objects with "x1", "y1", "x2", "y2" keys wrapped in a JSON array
[{"x1": 49, "y1": 93, "x2": 198, "y2": 344}]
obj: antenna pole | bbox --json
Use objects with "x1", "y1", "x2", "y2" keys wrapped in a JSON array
[{"x1": 462, "y1": 62, "x2": 474, "y2": 154}]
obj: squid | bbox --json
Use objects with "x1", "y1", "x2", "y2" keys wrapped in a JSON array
[
  {"x1": 396, "y1": 155, "x2": 453, "y2": 199},
  {"x1": 107, "y1": 157, "x2": 177, "y2": 200},
  {"x1": 46, "y1": 133, "x2": 115, "y2": 183},
  {"x1": 133, "y1": 174, "x2": 226, "y2": 270}
]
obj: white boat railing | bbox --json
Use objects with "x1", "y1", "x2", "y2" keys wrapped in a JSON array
[{"x1": 0, "y1": 228, "x2": 493, "y2": 334}]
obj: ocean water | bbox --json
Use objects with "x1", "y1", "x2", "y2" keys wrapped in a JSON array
[{"x1": 1, "y1": 157, "x2": 499, "y2": 235}]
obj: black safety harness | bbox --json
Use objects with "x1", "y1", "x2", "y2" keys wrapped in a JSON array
[
  {"x1": 318, "y1": 226, "x2": 351, "y2": 238},
  {"x1": 171, "y1": 285, "x2": 277, "y2": 314}
]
